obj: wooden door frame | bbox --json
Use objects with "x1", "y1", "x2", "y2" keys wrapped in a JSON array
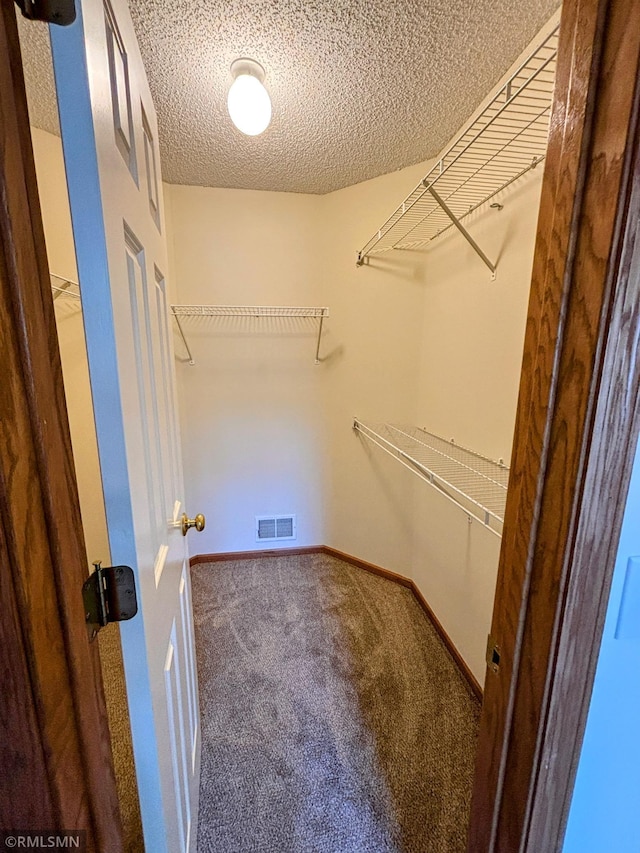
[
  {"x1": 0, "y1": 3, "x2": 123, "y2": 849},
  {"x1": 468, "y1": 0, "x2": 640, "y2": 850}
]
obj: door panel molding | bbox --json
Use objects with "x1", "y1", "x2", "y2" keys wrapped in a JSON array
[
  {"x1": 179, "y1": 565, "x2": 199, "y2": 771},
  {"x1": 164, "y1": 625, "x2": 191, "y2": 853}
]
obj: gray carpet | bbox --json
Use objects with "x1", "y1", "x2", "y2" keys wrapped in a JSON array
[{"x1": 191, "y1": 553, "x2": 480, "y2": 853}]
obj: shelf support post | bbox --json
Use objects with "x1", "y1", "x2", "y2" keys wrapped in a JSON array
[
  {"x1": 425, "y1": 184, "x2": 497, "y2": 279},
  {"x1": 315, "y1": 311, "x2": 325, "y2": 365},
  {"x1": 171, "y1": 313, "x2": 195, "y2": 365}
]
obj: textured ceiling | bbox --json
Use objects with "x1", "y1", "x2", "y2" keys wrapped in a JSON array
[
  {"x1": 18, "y1": 17, "x2": 60, "y2": 137},
  {"x1": 18, "y1": 0, "x2": 560, "y2": 194}
]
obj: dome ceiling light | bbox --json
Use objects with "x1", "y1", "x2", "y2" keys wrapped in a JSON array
[{"x1": 227, "y1": 58, "x2": 272, "y2": 137}]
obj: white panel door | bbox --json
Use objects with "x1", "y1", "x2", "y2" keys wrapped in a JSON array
[{"x1": 50, "y1": 3, "x2": 200, "y2": 851}]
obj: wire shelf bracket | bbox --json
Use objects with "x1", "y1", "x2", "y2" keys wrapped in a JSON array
[
  {"x1": 426, "y1": 185, "x2": 497, "y2": 278},
  {"x1": 170, "y1": 305, "x2": 330, "y2": 366},
  {"x1": 353, "y1": 418, "x2": 509, "y2": 537},
  {"x1": 356, "y1": 26, "x2": 558, "y2": 274}
]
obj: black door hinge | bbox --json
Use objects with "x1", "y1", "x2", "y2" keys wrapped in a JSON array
[
  {"x1": 82, "y1": 561, "x2": 138, "y2": 642},
  {"x1": 15, "y1": 0, "x2": 76, "y2": 26}
]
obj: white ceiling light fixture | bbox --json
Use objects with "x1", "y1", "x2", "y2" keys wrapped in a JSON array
[{"x1": 227, "y1": 58, "x2": 272, "y2": 137}]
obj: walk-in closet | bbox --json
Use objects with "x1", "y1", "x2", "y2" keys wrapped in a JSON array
[{"x1": 7, "y1": 0, "x2": 640, "y2": 851}]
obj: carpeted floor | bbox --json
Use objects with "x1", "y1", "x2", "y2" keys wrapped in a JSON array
[
  {"x1": 98, "y1": 624, "x2": 144, "y2": 852},
  {"x1": 191, "y1": 553, "x2": 481, "y2": 853}
]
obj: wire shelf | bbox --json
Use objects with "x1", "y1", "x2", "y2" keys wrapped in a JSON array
[
  {"x1": 51, "y1": 273, "x2": 82, "y2": 318},
  {"x1": 353, "y1": 419, "x2": 509, "y2": 536},
  {"x1": 171, "y1": 305, "x2": 328, "y2": 318},
  {"x1": 170, "y1": 305, "x2": 329, "y2": 365},
  {"x1": 357, "y1": 27, "x2": 558, "y2": 266},
  {"x1": 51, "y1": 273, "x2": 81, "y2": 301}
]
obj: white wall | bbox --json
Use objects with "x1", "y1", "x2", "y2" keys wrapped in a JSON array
[{"x1": 165, "y1": 185, "x2": 328, "y2": 554}]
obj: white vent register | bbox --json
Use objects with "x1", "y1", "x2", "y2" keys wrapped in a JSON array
[{"x1": 256, "y1": 515, "x2": 297, "y2": 542}]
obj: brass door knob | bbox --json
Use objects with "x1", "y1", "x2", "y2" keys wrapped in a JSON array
[{"x1": 181, "y1": 512, "x2": 205, "y2": 536}]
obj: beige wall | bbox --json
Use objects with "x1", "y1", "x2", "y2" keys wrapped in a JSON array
[
  {"x1": 165, "y1": 184, "x2": 329, "y2": 553},
  {"x1": 319, "y1": 162, "x2": 431, "y2": 575},
  {"x1": 31, "y1": 127, "x2": 111, "y2": 567},
  {"x1": 320, "y1": 168, "x2": 541, "y2": 683},
  {"x1": 410, "y1": 174, "x2": 542, "y2": 680}
]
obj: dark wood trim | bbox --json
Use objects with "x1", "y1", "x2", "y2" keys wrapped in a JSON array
[
  {"x1": 523, "y1": 16, "x2": 640, "y2": 850},
  {"x1": 190, "y1": 546, "x2": 324, "y2": 566},
  {"x1": 468, "y1": 1, "x2": 640, "y2": 850},
  {"x1": 191, "y1": 544, "x2": 483, "y2": 702},
  {"x1": 321, "y1": 546, "x2": 414, "y2": 589},
  {"x1": 409, "y1": 581, "x2": 483, "y2": 703},
  {"x1": 0, "y1": 480, "x2": 53, "y2": 826},
  {"x1": 0, "y1": 7, "x2": 122, "y2": 848}
]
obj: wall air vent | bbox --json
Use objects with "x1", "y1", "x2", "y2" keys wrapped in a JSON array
[{"x1": 256, "y1": 515, "x2": 296, "y2": 542}]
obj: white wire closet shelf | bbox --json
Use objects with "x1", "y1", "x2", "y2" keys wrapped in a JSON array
[
  {"x1": 50, "y1": 273, "x2": 82, "y2": 317},
  {"x1": 51, "y1": 272, "x2": 81, "y2": 300},
  {"x1": 170, "y1": 304, "x2": 329, "y2": 365},
  {"x1": 356, "y1": 26, "x2": 559, "y2": 274},
  {"x1": 353, "y1": 419, "x2": 509, "y2": 536}
]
